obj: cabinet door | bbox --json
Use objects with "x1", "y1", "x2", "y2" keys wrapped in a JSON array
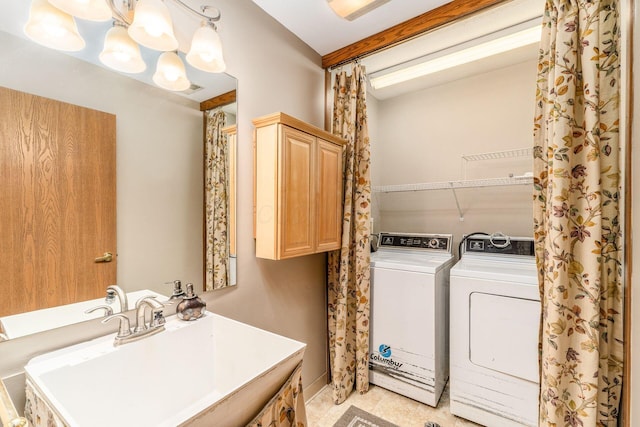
[
  {"x1": 316, "y1": 138, "x2": 343, "y2": 252},
  {"x1": 279, "y1": 126, "x2": 315, "y2": 258}
]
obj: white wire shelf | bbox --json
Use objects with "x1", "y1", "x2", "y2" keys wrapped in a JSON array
[
  {"x1": 373, "y1": 148, "x2": 533, "y2": 221},
  {"x1": 461, "y1": 147, "x2": 533, "y2": 162},
  {"x1": 372, "y1": 175, "x2": 533, "y2": 193}
]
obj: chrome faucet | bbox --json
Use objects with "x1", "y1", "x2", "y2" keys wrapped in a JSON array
[
  {"x1": 105, "y1": 285, "x2": 129, "y2": 312},
  {"x1": 134, "y1": 296, "x2": 165, "y2": 333},
  {"x1": 102, "y1": 296, "x2": 167, "y2": 346}
]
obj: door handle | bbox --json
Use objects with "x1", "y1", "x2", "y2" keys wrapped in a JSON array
[{"x1": 95, "y1": 252, "x2": 113, "y2": 263}]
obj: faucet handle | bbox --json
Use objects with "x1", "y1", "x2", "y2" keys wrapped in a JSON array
[
  {"x1": 102, "y1": 313, "x2": 132, "y2": 339},
  {"x1": 150, "y1": 310, "x2": 166, "y2": 328},
  {"x1": 85, "y1": 305, "x2": 114, "y2": 317}
]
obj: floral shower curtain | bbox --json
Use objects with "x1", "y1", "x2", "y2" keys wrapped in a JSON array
[
  {"x1": 204, "y1": 108, "x2": 229, "y2": 291},
  {"x1": 327, "y1": 65, "x2": 372, "y2": 404},
  {"x1": 533, "y1": 1, "x2": 623, "y2": 426}
]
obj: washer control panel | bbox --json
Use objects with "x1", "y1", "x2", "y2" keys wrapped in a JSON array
[
  {"x1": 465, "y1": 236, "x2": 534, "y2": 256},
  {"x1": 377, "y1": 233, "x2": 452, "y2": 253}
]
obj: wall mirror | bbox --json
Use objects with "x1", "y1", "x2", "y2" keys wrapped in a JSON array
[
  {"x1": 204, "y1": 101, "x2": 238, "y2": 291},
  {"x1": 0, "y1": 1, "x2": 237, "y2": 341}
]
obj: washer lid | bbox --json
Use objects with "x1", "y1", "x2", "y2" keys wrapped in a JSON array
[
  {"x1": 371, "y1": 249, "x2": 453, "y2": 274},
  {"x1": 451, "y1": 256, "x2": 538, "y2": 284}
]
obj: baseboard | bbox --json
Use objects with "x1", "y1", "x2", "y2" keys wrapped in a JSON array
[{"x1": 304, "y1": 372, "x2": 328, "y2": 403}]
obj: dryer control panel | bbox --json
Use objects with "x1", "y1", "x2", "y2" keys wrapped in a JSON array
[
  {"x1": 464, "y1": 236, "x2": 534, "y2": 256},
  {"x1": 377, "y1": 233, "x2": 452, "y2": 253}
]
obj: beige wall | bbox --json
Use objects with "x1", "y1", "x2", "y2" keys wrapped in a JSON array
[
  {"x1": 370, "y1": 59, "x2": 537, "y2": 245},
  {"x1": 0, "y1": 0, "x2": 329, "y2": 407},
  {"x1": 202, "y1": 0, "x2": 328, "y2": 393}
]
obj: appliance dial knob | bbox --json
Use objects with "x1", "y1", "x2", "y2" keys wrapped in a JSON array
[{"x1": 429, "y1": 239, "x2": 439, "y2": 248}]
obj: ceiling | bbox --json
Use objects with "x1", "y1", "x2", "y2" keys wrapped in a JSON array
[
  {"x1": 253, "y1": 0, "x2": 545, "y2": 100},
  {"x1": 251, "y1": 0, "x2": 452, "y2": 56}
]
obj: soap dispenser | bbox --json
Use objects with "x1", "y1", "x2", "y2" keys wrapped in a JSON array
[
  {"x1": 167, "y1": 280, "x2": 186, "y2": 301},
  {"x1": 176, "y1": 283, "x2": 206, "y2": 321}
]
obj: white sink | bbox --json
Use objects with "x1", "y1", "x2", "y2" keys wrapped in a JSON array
[
  {"x1": 0, "y1": 290, "x2": 166, "y2": 339},
  {"x1": 24, "y1": 312, "x2": 306, "y2": 427}
]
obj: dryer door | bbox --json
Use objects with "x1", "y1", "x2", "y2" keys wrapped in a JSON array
[{"x1": 469, "y1": 292, "x2": 540, "y2": 383}]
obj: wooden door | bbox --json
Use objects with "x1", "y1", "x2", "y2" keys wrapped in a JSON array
[
  {"x1": 0, "y1": 87, "x2": 116, "y2": 317},
  {"x1": 316, "y1": 139, "x2": 343, "y2": 252},
  {"x1": 279, "y1": 125, "x2": 315, "y2": 258}
]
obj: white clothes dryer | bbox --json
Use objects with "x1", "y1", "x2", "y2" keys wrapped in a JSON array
[
  {"x1": 369, "y1": 232, "x2": 454, "y2": 407},
  {"x1": 449, "y1": 235, "x2": 539, "y2": 427}
]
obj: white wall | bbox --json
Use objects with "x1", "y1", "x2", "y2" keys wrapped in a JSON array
[
  {"x1": 0, "y1": 0, "x2": 329, "y2": 408},
  {"x1": 371, "y1": 59, "x2": 537, "y2": 245}
]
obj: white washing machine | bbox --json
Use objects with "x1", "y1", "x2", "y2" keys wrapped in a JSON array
[
  {"x1": 449, "y1": 234, "x2": 539, "y2": 427},
  {"x1": 369, "y1": 232, "x2": 454, "y2": 407}
]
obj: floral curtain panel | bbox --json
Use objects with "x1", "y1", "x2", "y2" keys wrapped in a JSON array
[
  {"x1": 205, "y1": 109, "x2": 230, "y2": 291},
  {"x1": 328, "y1": 65, "x2": 372, "y2": 405},
  {"x1": 533, "y1": 1, "x2": 623, "y2": 426},
  {"x1": 246, "y1": 362, "x2": 307, "y2": 427}
]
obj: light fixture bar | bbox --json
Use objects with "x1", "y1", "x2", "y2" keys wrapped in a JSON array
[
  {"x1": 106, "y1": 0, "x2": 134, "y2": 25},
  {"x1": 369, "y1": 20, "x2": 542, "y2": 90},
  {"x1": 106, "y1": 0, "x2": 220, "y2": 26},
  {"x1": 172, "y1": 0, "x2": 220, "y2": 22}
]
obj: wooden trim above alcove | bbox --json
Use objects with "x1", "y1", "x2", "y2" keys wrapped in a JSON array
[
  {"x1": 321, "y1": 0, "x2": 511, "y2": 69},
  {"x1": 200, "y1": 90, "x2": 237, "y2": 111}
]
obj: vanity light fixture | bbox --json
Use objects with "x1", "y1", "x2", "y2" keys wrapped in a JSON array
[
  {"x1": 369, "y1": 22, "x2": 542, "y2": 90},
  {"x1": 23, "y1": 0, "x2": 226, "y2": 91},
  {"x1": 99, "y1": 23, "x2": 147, "y2": 73},
  {"x1": 127, "y1": 0, "x2": 179, "y2": 52},
  {"x1": 327, "y1": 0, "x2": 390, "y2": 21},
  {"x1": 186, "y1": 21, "x2": 226, "y2": 73},
  {"x1": 24, "y1": 0, "x2": 86, "y2": 52},
  {"x1": 152, "y1": 51, "x2": 191, "y2": 91}
]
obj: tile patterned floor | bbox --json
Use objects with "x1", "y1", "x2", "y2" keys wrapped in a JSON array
[{"x1": 305, "y1": 383, "x2": 481, "y2": 427}]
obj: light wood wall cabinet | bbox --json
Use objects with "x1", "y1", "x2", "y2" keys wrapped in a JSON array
[{"x1": 253, "y1": 112, "x2": 345, "y2": 260}]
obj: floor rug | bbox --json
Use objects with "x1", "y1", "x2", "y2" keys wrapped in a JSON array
[{"x1": 332, "y1": 405, "x2": 399, "y2": 427}]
